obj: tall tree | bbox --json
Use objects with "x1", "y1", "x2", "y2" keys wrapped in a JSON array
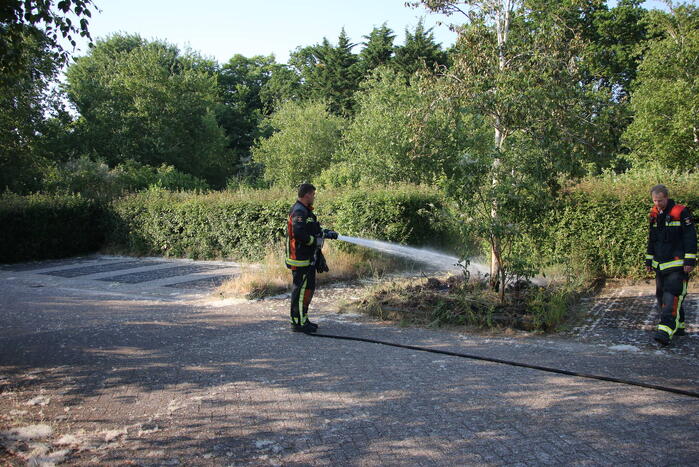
[
  {"x1": 393, "y1": 19, "x2": 448, "y2": 77},
  {"x1": 287, "y1": 29, "x2": 362, "y2": 116},
  {"x1": 359, "y1": 23, "x2": 396, "y2": 74},
  {"x1": 259, "y1": 64, "x2": 302, "y2": 112},
  {"x1": 65, "y1": 34, "x2": 230, "y2": 186},
  {"x1": 414, "y1": 0, "x2": 601, "y2": 298},
  {"x1": 578, "y1": 0, "x2": 650, "y2": 98},
  {"x1": 217, "y1": 54, "x2": 277, "y2": 171},
  {"x1": 0, "y1": 28, "x2": 61, "y2": 193},
  {"x1": 623, "y1": 3, "x2": 699, "y2": 170},
  {"x1": 321, "y1": 28, "x2": 362, "y2": 115},
  {"x1": 528, "y1": 0, "x2": 653, "y2": 169}
]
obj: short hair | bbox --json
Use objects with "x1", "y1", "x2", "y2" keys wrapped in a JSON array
[
  {"x1": 298, "y1": 183, "x2": 316, "y2": 198},
  {"x1": 650, "y1": 184, "x2": 669, "y2": 197}
]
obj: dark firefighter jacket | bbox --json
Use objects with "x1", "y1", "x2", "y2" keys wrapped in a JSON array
[
  {"x1": 286, "y1": 201, "x2": 321, "y2": 269},
  {"x1": 646, "y1": 199, "x2": 697, "y2": 273}
]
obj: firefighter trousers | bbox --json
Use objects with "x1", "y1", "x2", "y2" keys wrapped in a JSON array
[
  {"x1": 655, "y1": 270, "x2": 688, "y2": 338},
  {"x1": 290, "y1": 266, "x2": 316, "y2": 325}
]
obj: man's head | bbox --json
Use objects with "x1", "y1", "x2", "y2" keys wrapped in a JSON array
[
  {"x1": 298, "y1": 183, "x2": 316, "y2": 207},
  {"x1": 650, "y1": 184, "x2": 669, "y2": 211}
]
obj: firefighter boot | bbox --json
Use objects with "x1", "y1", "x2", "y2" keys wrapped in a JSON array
[
  {"x1": 653, "y1": 329, "x2": 671, "y2": 346},
  {"x1": 291, "y1": 322, "x2": 317, "y2": 334}
]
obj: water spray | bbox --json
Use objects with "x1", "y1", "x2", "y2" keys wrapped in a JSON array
[{"x1": 336, "y1": 234, "x2": 489, "y2": 276}]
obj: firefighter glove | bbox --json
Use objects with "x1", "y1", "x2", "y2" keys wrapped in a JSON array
[
  {"x1": 322, "y1": 229, "x2": 339, "y2": 240},
  {"x1": 315, "y1": 250, "x2": 329, "y2": 273}
]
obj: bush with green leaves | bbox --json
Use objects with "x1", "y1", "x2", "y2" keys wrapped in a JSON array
[
  {"x1": 113, "y1": 161, "x2": 210, "y2": 192},
  {"x1": 0, "y1": 192, "x2": 103, "y2": 263},
  {"x1": 104, "y1": 185, "x2": 451, "y2": 260},
  {"x1": 252, "y1": 100, "x2": 345, "y2": 187},
  {"x1": 321, "y1": 185, "x2": 453, "y2": 248},
  {"x1": 337, "y1": 68, "x2": 488, "y2": 185},
  {"x1": 518, "y1": 168, "x2": 699, "y2": 280},
  {"x1": 42, "y1": 156, "x2": 116, "y2": 200},
  {"x1": 42, "y1": 157, "x2": 210, "y2": 200}
]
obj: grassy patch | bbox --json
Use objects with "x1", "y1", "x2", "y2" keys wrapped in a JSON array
[
  {"x1": 217, "y1": 242, "x2": 416, "y2": 299},
  {"x1": 342, "y1": 275, "x2": 587, "y2": 332}
]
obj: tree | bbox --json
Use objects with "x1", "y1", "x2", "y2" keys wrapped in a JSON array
[
  {"x1": 0, "y1": 28, "x2": 62, "y2": 193},
  {"x1": 287, "y1": 29, "x2": 362, "y2": 116},
  {"x1": 217, "y1": 54, "x2": 277, "y2": 170},
  {"x1": 1, "y1": 0, "x2": 95, "y2": 72},
  {"x1": 359, "y1": 23, "x2": 396, "y2": 74},
  {"x1": 338, "y1": 67, "x2": 488, "y2": 185},
  {"x1": 578, "y1": 0, "x2": 651, "y2": 98},
  {"x1": 622, "y1": 3, "x2": 699, "y2": 170},
  {"x1": 316, "y1": 29, "x2": 362, "y2": 115},
  {"x1": 259, "y1": 63, "x2": 302, "y2": 112},
  {"x1": 532, "y1": 0, "x2": 653, "y2": 170},
  {"x1": 393, "y1": 19, "x2": 448, "y2": 77},
  {"x1": 414, "y1": 0, "x2": 603, "y2": 298},
  {"x1": 252, "y1": 100, "x2": 345, "y2": 187},
  {"x1": 65, "y1": 34, "x2": 231, "y2": 186}
]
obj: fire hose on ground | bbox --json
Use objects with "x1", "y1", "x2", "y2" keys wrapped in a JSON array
[
  {"x1": 309, "y1": 235, "x2": 699, "y2": 400},
  {"x1": 308, "y1": 331, "x2": 699, "y2": 399}
]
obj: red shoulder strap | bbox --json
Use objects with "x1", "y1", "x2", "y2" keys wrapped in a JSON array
[
  {"x1": 669, "y1": 204, "x2": 685, "y2": 221},
  {"x1": 650, "y1": 206, "x2": 659, "y2": 219}
]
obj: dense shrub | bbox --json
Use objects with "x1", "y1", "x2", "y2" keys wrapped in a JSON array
[
  {"x1": 0, "y1": 193, "x2": 103, "y2": 263},
  {"x1": 320, "y1": 185, "x2": 453, "y2": 247},
  {"x1": 42, "y1": 157, "x2": 210, "y2": 201},
  {"x1": 104, "y1": 186, "x2": 451, "y2": 260},
  {"x1": 251, "y1": 100, "x2": 345, "y2": 187},
  {"x1": 523, "y1": 169, "x2": 699, "y2": 279}
]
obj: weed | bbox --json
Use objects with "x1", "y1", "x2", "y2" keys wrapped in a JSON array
[{"x1": 346, "y1": 275, "x2": 587, "y2": 332}]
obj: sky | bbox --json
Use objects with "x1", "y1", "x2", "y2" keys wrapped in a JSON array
[
  {"x1": 70, "y1": 0, "x2": 674, "y2": 65},
  {"x1": 71, "y1": 0, "x2": 459, "y2": 65}
]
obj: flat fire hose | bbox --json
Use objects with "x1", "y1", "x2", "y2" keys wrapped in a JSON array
[{"x1": 309, "y1": 332, "x2": 699, "y2": 399}]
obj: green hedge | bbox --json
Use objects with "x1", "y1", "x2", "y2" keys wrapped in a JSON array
[
  {"x1": 103, "y1": 186, "x2": 451, "y2": 260},
  {"x1": 528, "y1": 171, "x2": 699, "y2": 279},
  {"x1": 320, "y1": 186, "x2": 453, "y2": 247},
  {"x1": 7, "y1": 169, "x2": 694, "y2": 275},
  {"x1": 0, "y1": 193, "x2": 103, "y2": 263}
]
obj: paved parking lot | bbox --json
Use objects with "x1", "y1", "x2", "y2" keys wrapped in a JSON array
[{"x1": 1, "y1": 256, "x2": 697, "y2": 465}]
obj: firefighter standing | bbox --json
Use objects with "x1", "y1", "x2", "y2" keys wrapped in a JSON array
[
  {"x1": 645, "y1": 184, "x2": 697, "y2": 345},
  {"x1": 286, "y1": 183, "x2": 338, "y2": 333}
]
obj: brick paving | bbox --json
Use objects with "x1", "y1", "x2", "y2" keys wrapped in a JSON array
[{"x1": 0, "y1": 256, "x2": 697, "y2": 466}]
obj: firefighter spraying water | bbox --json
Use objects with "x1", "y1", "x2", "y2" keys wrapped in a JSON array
[
  {"x1": 286, "y1": 183, "x2": 487, "y2": 334},
  {"x1": 285, "y1": 184, "x2": 338, "y2": 334}
]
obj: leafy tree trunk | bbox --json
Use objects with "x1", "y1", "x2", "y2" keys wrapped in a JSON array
[{"x1": 489, "y1": 0, "x2": 513, "y2": 293}]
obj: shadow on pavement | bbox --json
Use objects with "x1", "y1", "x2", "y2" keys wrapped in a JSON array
[{"x1": 1, "y1": 289, "x2": 697, "y2": 465}]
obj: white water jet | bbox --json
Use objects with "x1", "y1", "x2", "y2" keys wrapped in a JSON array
[{"x1": 337, "y1": 235, "x2": 489, "y2": 276}]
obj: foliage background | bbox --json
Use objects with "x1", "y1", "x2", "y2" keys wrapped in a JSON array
[
  {"x1": 101, "y1": 186, "x2": 452, "y2": 261},
  {"x1": 0, "y1": 193, "x2": 103, "y2": 263},
  {"x1": 1, "y1": 1, "x2": 697, "y2": 293}
]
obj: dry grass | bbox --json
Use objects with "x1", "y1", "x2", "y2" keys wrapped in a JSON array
[
  {"x1": 217, "y1": 242, "x2": 412, "y2": 299},
  {"x1": 342, "y1": 275, "x2": 582, "y2": 332}
]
